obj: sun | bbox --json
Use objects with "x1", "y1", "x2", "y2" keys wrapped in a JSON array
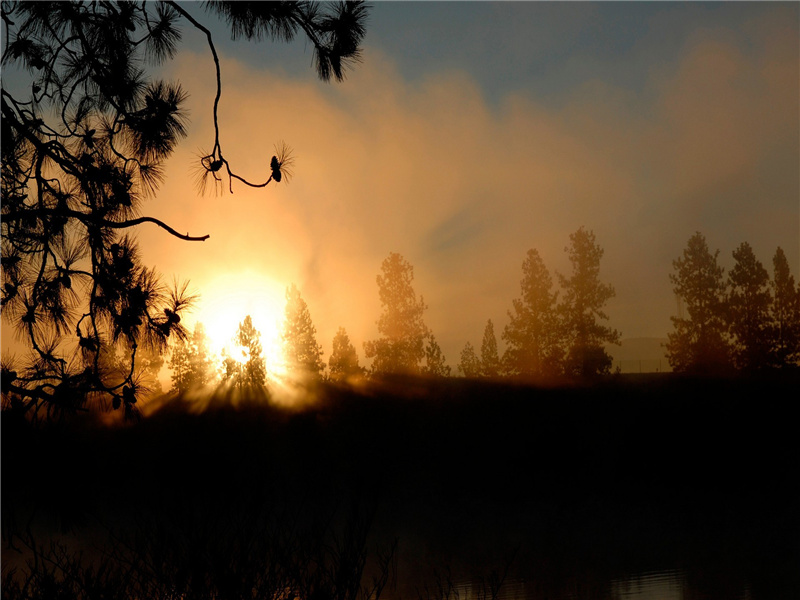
[{"x1": 191, "y1": 272, "x2": 287, "y2": 379}]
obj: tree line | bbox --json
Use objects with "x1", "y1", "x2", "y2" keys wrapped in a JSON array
[
  {"x1": 169, "y1": 228, "x2": 800, "y2": 394},
  {"x1": 666, "y1": 232, "x2": 800, "y2": 374},
  {"x1": 168, "y1": 227, "x2": 624, "y2": 392}
]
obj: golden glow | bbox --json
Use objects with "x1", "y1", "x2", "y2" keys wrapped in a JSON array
[
  {"x1": 129, "y1": 30, "x2": 797, "y2": 375},
  {"x1": 226, "y1": 343, "x2": 251, "y2": 366},
  {"x1": 193, "y1": 272, "x2": 287, "y2": 379}
]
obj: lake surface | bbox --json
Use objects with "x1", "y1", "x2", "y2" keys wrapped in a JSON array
[
  {"x1": 448, "y1": 570, "x2": 705, "y2": 600},
  {"x1": 413, "y1": 562, "x2": 765, "y2": 600}
]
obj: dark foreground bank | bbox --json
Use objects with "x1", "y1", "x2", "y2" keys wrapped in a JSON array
[{"x1": 2, "y1": 374, "x2": 798, "y2": 599}]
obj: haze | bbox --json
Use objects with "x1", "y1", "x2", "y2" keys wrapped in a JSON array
[{"x1": 4, "y1": 2, "x2": 799, "y2": 371}]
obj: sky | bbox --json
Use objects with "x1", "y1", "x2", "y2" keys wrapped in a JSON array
[{"x1": 3, "y1": 2, "x2": 799, "y2": 373}]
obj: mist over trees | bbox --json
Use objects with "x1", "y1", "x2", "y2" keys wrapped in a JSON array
[
  {"x1": 502, "y1": 249, "x2": 563, "y2": 380},
  {"x1": 3, "y1": 0, "x2": 797, "y2": 422},
  {"x1": 281, "y1": 284, "x2": 324, "y2": 382},
  {"x1": 74, "y1": 230, "x2": 800, "y2": 401},
  {"x1": 328, "y1": 327, "x2": 364, "y2": 383},
  {"x1": 154, "y1": 230, "x2": 798, "y2": 398},
  {"x1": 363, "y1": 252, "x2": 429, "y2": 376},
  {"x1": 169, "y1": 322, "x2": 214, "y2": 393},
  {"x1": 457, "y1": 342, "x2": 481, "y2": 378},
  {"x1": 422, "y1": 334, "x2": 451, "y2": 377},
  {"x1": 6, "y1": 211, "x2": 799, "y2": 414},
  {"x1": 466, "y1": 228, "x2": 620, "y2": 382}
]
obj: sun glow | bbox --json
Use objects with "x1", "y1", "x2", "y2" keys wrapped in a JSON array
[{"x1": 192, "y1": 272, "x2": 287, "y2": 379}]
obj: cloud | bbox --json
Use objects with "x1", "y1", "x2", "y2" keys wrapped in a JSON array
[{"x1": 119, "y1": 16, "x2": 800, "y2": 368}]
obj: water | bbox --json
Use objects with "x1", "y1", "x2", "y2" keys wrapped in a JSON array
[
  {"x1": 450, "y1": 571, "x2": 690, "y2": 600},
  {"x1": 410, "y1": 568, "x2": 758, "y2": 600},
  {"x1": 611, "y1": 570, "x2": 686, "y2": 599}
]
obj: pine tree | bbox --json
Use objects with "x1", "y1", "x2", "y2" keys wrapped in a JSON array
[
  {"x1": 329, "y1": 327, "x2": 365, "y2": 383},
  {"x1": 281, "y1": 284, "x2": 324, "y2": 381},
  {"x1": 728, "y1": 242, "x2": 772, "y2": 371},
  {"x1": 223, "y1": 315, "x2": 266, "y2": 389},
  {"x1": 458, "y1": 342, "x2": 481, "y2": 378},
  {"x1": 558, "y1": 228, "x2": 620, "y2": 377},
  {"x1": 422, "y1": 334, "x2": 451, "y2": 377},
  {"x1": 502, "y1": 249, "x2": 563, "y2": 380},
  {"x1": 479, "y1": 319, "x2": 502, "y2": 378},
  {"x1": 666, "y1": 232, "x2": 730, "y2": 373},
  {"x1": 364, "y1": 253, "x2": 429, "y2": 375},
  {"x1": 770, "y1": 247, "x2": 800, "y2": 367},
  {"x1": 170, "y1": 322, "x2": 215, "y2": 393}
]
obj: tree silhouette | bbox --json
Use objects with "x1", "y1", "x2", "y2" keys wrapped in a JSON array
[
  {"x1": 666, "y1": 232, "x2": 730, "y2": 373},
  {"x1": 728, "y1": 242, "x2": 772, "y2": 371},
  {"x1": 222, "y1": 315, "x2": 266, "y2": 389},
  {"x1": 328, "y1": 327, "x2": 364, "y2": 383},
  {"x1": 770, "y1": 246, "x2": 800, "y2": 367},
  {"x1": 457, "y1": 342, "x2": 481, "y2": 378},
  {"x1": 502, "y1": 249, "x2": 563, "y2": 380},
  {"x1": 770, "y1": 247, "x2": 800, "y2": 368},
  {"x1": 422, "y1": 334, "x2": 451, "y2": 378},
  {"x1": 558, "y1": 228, "x2": 620, "y2": 377},
  {"x1": 364, "y1": 253, "x2": 429, "y2": 376},
  {"x1": 479, "y1": 319, "x2": 501, "y2": 379},
  {"x1": 281, "y1": 284, "x2": 324, "y2": 382},
  {"x1": 169, "y1": 322, "x2": 215, "y2": 393},
  {"x1": 0, "y1": 2, "x2": 369, "y2": 417}
]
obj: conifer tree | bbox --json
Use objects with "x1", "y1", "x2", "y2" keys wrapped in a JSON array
[
  {"x1": 458, "y1": 342, "x2": 481, "y2": 378},
  {"x1": 728, "y1": 242, "x2": 772, "y2": 371},
  {"x1": 666, "y1": 232, "x2": 730, "y2": 373},
  {"x1": 502, "y1": 249, "x2": 563, "y2": 379},
  {"x1": 169, "y1": 322, "x2": 215, "y2": 393},
  {"x1": 329, "y1": 327, "x2": 364, "y2": 383},
  {"x1": 422, "y1": 334, "x2": 451, "y2": 377},
  {"x1": 281, "y1": 284, "x2": 324, "y2": 381},
  {"x1": 222, "y1": 315, "x2": 266, "y2": 389},
  {"x1": 364, "y1": 253, "x2": 429, "y2": 375},
  {"x1": 480, "y1": 319, "x2": 501, "y2": 378},
  {"x1": 770, "y1": 247, "x2": 800, "y2": 367},
  {"x1": 558, "y1": 228, "x2": 620, "y2": 377}
]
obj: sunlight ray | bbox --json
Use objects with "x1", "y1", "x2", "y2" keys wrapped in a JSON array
[{"x1": 192, "y1": 272, "x2": 287, "y2": 379}]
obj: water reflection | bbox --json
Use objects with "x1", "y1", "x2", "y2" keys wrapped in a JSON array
[
  {"x1": 611, "y1": 570, "x2": 685, "y2": 599},
  {"x1": 442, "y1": 569, "x2": 757, "y2": 600}
]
